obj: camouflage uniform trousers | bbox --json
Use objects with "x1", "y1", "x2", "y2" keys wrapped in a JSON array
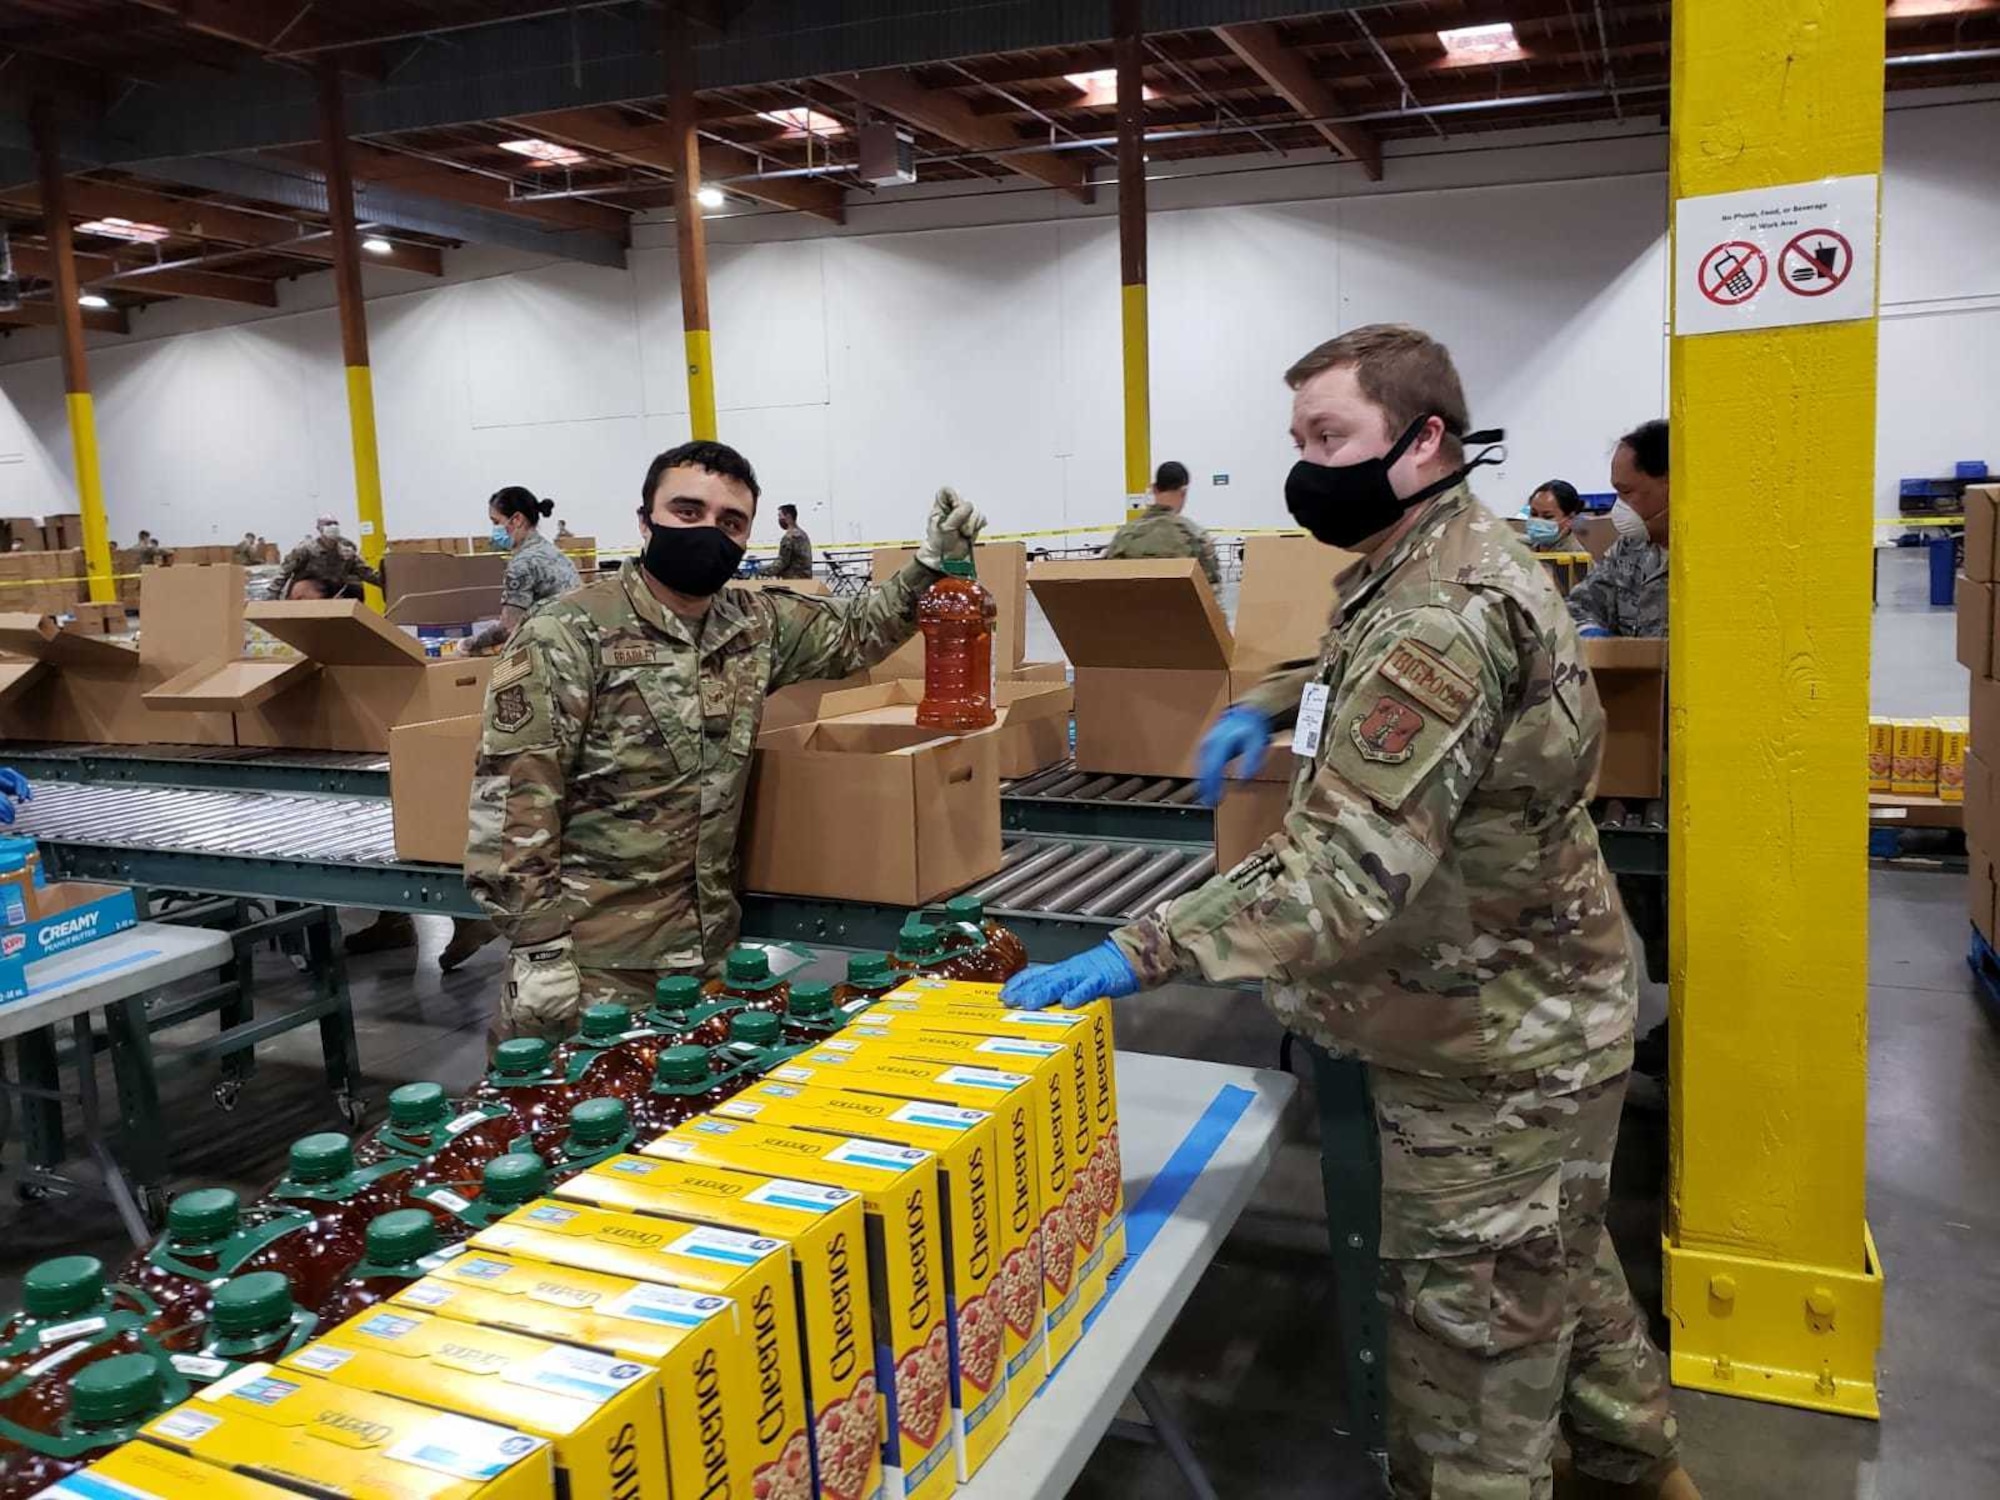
[
  {"x1": 497, "y1": 965, "x2": 690, "y2": 1044},
  {"x1": 1373, "y1": 1046, "x2": 1677, "y2": 1499}
]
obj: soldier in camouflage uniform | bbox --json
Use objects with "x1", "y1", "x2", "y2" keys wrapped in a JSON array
[
  {"x1": 465, "y1": 440, "x2": 983, "y2": 1041},
  {"x1": 1568, "y1": 420, "x2": 1669, "y2": 638},
  {"x1": 772, "y1": 504, "x2": 814, "y2": 579},
  {"x1": 273, "y1": 515, "x2": 380, "y2": 600},
  {"x1": 466, "y1": 487, "x2": 583, "y2": 657},
  {"x1": 1006, "y1": 329, "x2": 1693, "y2": 1500},
  {"x1": 1104, "y1": 459, "x2": 1222, "y2": 586}
]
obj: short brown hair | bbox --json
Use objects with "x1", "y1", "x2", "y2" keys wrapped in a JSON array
[{"x1": 1285, "y1": 324, "x2": 1469, "y2": 463}]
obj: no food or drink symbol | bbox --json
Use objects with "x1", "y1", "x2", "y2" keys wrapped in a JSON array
[{"x1": 1780, "y1": 229, "x2": 1853, "y2": 296}]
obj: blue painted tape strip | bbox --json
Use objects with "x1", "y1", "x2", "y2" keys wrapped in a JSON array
[{"x1": 26, "y1": 947, "x2": 166, "y2": 997}]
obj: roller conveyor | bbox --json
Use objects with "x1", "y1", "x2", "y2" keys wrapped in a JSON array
[
  {"x1": 1002, "y1": 758, "x2": 1215, "y2": 842},
  {"x1": 0, "y1": 741, "x2": 388, "y2": 797}
]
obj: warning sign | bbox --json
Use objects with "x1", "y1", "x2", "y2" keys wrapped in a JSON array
[{"x1": 1673, "y1": 174, "x2": 1877, "y2": 337}]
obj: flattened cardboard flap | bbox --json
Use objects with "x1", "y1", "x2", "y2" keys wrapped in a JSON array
[
  {"x1": 0, "y1": 658, "x2": 48, "y2": 710},
  {"x1": 145, "y1": 656, "x2": 317, "y2": 713},
  {"x1": 1028, "y1": 559, "x2": 1233, "y2": 671},
  {"x1": 138, "y1": 564, "x2": 246, "y2": 671},
  {"x1": 1232, "y1": 537, "x2": 1350, "y2": 680},
  {"x1": 0, "y1": 613, "x2": 140, "y2": 671},
  {"x1": 243, "y1": 600, "x2": 429, "y2": 667}
]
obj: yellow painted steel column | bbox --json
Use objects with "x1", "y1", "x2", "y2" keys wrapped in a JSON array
[
  {"x1": 33, "y1": 101, "x2": 114, "y2": 604},
  {"x1": 1664, "y1": 0, "x2": 1884, "y2": 1417},
  {"x1": 1114, "y1": 0, "x2": 1149, "y2": 520}
]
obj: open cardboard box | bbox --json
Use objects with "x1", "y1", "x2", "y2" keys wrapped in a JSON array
[
  {"x1": 0, "y1": 879, "x2": 141, "y2": 1004},
  {"x1": 1583, "y1": 637, "x2": 1667, "y2": 798},
  {"x1": 743, "y1": 719, "x2": 1000, "y2": 905},
  {"x1": 384, "y1": 552, "x2": 506, "y2": 627},
  {"x1": 868, "y1": 542, "x2": 1028, "y2": 681},
  {"x1": 814, "y1": 676, "x2": 1073, "y2": 779},
  {"x1": 0, "y1": 565, "x2": 244, "y2": 745},
  {"x1": 389, "y1": 714, "x2": 482, "y2": 864},
  {"x1": 1214, "y1": 730, "x2": 1299, "y2": 871},
  {"x1": 149, "y1": 600, "x2": 492, "y2": 752},
  {"x1": 1230, "y1": 536, "x2": 1351, "y2": 699}
]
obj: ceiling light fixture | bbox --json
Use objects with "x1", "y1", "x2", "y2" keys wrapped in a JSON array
[
  {"x1": 1886, "y1": 0, "x2": 1993, "y2": 16},
  {"x1": 498, "y1": 137, "x2": 590, "y2": 167},
  {"x1": 759, "y1": 107, "x2": 846, "y2": 137},
  {"x1": 1437, "y1": 22, "x2": 1527, "y2": 65},
  {"x1": 696, "y1": 185, "x2": 726, "y2": 209},
  {"x1": 1063, "y1": 68, "x2": 1156, "y2": 105},
  {"x1": 75, "y1": 217, "x2": 170, "y2": 244},
  {"x1": 362, "y1": 236, "x2": 394, "y2": 254},
  {"x1": 77, "y1": 292, "x2": 110, "y2": 309}
]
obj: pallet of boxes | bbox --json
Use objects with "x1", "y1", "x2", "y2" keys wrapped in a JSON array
[{"x1": 1957, "y1": 484, "x2": 2000, "y2": 942}]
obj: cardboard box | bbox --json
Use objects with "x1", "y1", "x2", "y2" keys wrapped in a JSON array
[
  {"x1": 45, "y1": 1440, "x2": 304, "y2": 1499},
  {"x1": 1966, "y1": 486, "x2": 1999, "y2": 584},
  {"x1": 1582, "y1": 637, "x2": 1668, "y2": 799},
  {"x1": 1214, "y1": 728, "x2": 1298, "y2": 870},
  {"x1": 870, "y1": 542, "x2": 1028, "y2": 677},
  {"x1": 1966, "y1": 747, "x2": 1993, "y2": 838},
  {"x1": 1938, "y1": 716, "x2": 1970, "y2": 803},
  {"x1": 1868, "y1": 718, "x2": 1895, "y2": 795},
  {"x1": 283, "y1": 1308, "x2": 670, "y2": 1500},
  {"x1": 385, "y1": 550, "x2": 506, "y2": 617},
  {"x1": 1228, "y1": 536, "x2": 1350, "y2": 700},
  {"x1": 1891, "y1": 718, "x2": 1941, "y2": 797},
  {"x1": 815, "y1": 677, "x2": 1073, "y2": 780},
  {"x1": 471, "y1": 1199, "x2": 814, "y2": 1500},
  {"x1": 744, "y1": 719, "x2": 1000, "y2": 905},
  {"x1": 0, "y1": 880, "x2": 141, "y2": 1004},
  {"x1": 1958, "y1": 574, "x2": 1995, "y2": 677},
  {"x1": 391, "y1": 715, "x2": 481, "y2": 864},
  {"x1": 141, "y1": 1365, "x2": 555, "y2": 1499},
  {"x1": 1975, "y1": 676, "x2": 2000, "y2": 762},
  {"x1": 1006, "y1": 660, "x2": 1068, "y2": 684},
  {"x1": 392, "y1": 1251, "x2": 755, "y2": 1500},
  {"x1": 1971, "y1": 840, "x2": 1997, "y2": 944}
]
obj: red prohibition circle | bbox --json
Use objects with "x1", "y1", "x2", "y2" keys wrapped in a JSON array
[
  {"x1": 1779, "y1": 228, "x2": 1853, "y2": 297},
  {"x1": 1697, "y1": 240, "x2": 1766, "y2": 306}
]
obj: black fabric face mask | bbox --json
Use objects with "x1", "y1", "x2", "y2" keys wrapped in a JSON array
[
  {"x1": 640, "y1": 523, "x2": 744, "y2": 596},
  {"x1": 1284, "y1": 416, "x2": 1504, "y2": 549}
]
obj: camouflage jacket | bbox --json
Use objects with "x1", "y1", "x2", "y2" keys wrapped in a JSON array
[
  {"x1": 500, "y1": 531, "x2": 582, "y2": 611},
  {"x1": 1565, "y1": 534, "x2": 1666, "y2": 637},
  {"x1": 274, "y1": 535, "x2": 380, "y2": 597},
  {"x1": 1104, "y1": 506, "x2": 1222, "y2": 586},
  {"x1": 772, "y1": 528, "x2": 814, "y2": 579},
  {"x1": 464, "y1": 558, "x2": 936, "y2": 972},
  {"x1": 1112, "y1": 486, "x2": 1635, "y2": 1077}
]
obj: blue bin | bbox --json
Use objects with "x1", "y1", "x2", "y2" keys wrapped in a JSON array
[{"x1": 1931, "y1": 535, "x2": 1958, "y2": 606}]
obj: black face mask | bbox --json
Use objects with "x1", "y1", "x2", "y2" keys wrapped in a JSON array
[
  {"x1": 640, "y1": 523, "x2": 744, "y2": 596},
  {"x1": 1284, "y1": 416, "x2": 1505, "y2": 549}
]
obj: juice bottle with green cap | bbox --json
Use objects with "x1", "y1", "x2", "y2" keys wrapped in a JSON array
[
  {"x1": 0, "y1": 1257, "x2": 165, "y2": 1425},
  {"x1": 551, "y1": 1003, "x2": 658, "y2": 1101},
  {"x1": 316, "y1": 1209, "x2": 457, "y2": 1325},
  {"x1": 354, "y1": 1081, "x2": 523, "y2": 1190},
  {"x1": 646, "y1": 975, "x2": 713, "y2": 1044},
  {"x1": 627, "y1": 1046, "x2": 738, "y2": 1139},
  {"x1": 709, "y1": 1009, "x2": 802, "y2": 1087},
  {"x1": 916, "y1": 555, "x2": 997, "y2": 729},
  {"x1": 831, "y1": 951, "x2": 900, "y2": 1015},
  {"x1": 888, "y1": 920, "x2": 954, "y2": 978},
  {"x1": 468, "y1": 1037, "x2": 580, "y2": 1152},
  {"x1": 707, "y1": 946, "x2": 791, "y2": 1015},
  {"x1": 544, "y1": 1098, "x2": 637, "y2": 1182},
  {"x1": 179, "y1": 1272, "x2": 317, "y2": 1387},
  {"x1": 261, "y1": 1133, "x2": 418, "y2": 1315},
  {"x1": 0, "y1": 1352, "x2": 184, "y2": 1500},
  {"x1": 924, "y1": 894, "x2": 1029, "y2": 982},
  {"x1": 409, "y1": 1150, "x2": 551, "y2": 1243},
  {"x1": 113, "y1": 1187, "x2": 315, "y2": 1346},
  {"x1": 779, "y1": 982, "x2": 850, "y2": 1046}
]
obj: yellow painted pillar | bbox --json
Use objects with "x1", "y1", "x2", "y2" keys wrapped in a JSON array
[
  {"x1": 1664, "y1": 0, "x2": 1884, "y2": 1417},
  {"x1": 1114, "y1": 0, "x2": 1150, "y2": 521},
  {"x1": 666, "y1": 11, "x2": 718, "y2": 441}
]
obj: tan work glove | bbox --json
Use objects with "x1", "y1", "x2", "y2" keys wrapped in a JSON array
[
  {"x1": 503, "y1": 935, "x2": 581, "y2": 1041},
  {"x1": 917, "y1": 487, "x2": 988, "y2": 571}
]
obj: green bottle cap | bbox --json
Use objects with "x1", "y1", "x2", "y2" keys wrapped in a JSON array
[
  {"x1": 69, "y1": 1353, "x2": 162, "y2": 1426},
  {"x1": 940, "y1": 556, "x2": 976, "y2": 578},
  {"x1": 364, "y1": 1209, "x2": 439, "y2": 1266},
  {"x1": 729, "y1": 1011, "x2": 781, "y2": 1047},
  {"x1": 493, "y1": 1038, "x2": 553, "y2": 1078},
  {"x1": 388, "y1": 1082, "x2": 449, "y2": 1129},
  {"x1": 287, "y1": 1133, "x2": 354, "y2": 1185},
  {"x1": 724, "y1": 948, "x2": 771, "y2": 984},
  {"x1": 22, "y1": 1255, "x2": 105, "y2": 1317},
  {"x1": 578, "y1": 1004, "x2": 630, "y2": 1042},
  {"x1": 655, "y1": 1046, "x2": 711, "y2": 1085},
  {"x1": 167, "y1": 1188, "x2": 241, "y2": 1245},
  {"x1": 210, "y1": 1272, "x2": 294, "y2": 1338},
  {"x1": 789, "y1": 982, "x2": 834, "y2": 1018},
  {"x1": 654, "y1": 975, "x2": 704, "y2": 1011},
  {"x1": 944, "y1": 895, "x2": 986, "y2": 924},
  {"x1": 567, "y1": 1097, "x2": 629, "y2": 1149},
  {"x1": 896, "y1": 922, "x2": 942, "y2": 960},
  {"x1": 846, "y1": 952, "x2": 892, "y2": 985},
  {"x1": 481, "y1": 1152, "x2": 549, "y2": 1206}
]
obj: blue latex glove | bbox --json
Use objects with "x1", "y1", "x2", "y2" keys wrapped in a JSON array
[
  {"x1": 1576, "y1": 624, "x2": 1612, "y2": 639},
  {"x1": 1196, "y1": 705, "x2": 1272, "y2": 808},
  {"x1": 0, "y1": 767, "x2": 28, "y2": 824},
  {"x1": 1001, "y1": 941, "x2": 1141, "y2": 1011}
]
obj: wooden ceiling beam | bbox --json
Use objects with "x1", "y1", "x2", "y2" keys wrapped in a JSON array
[
  {"x1": 0, "y1": 300, "x2": 129, "y2": 335},
  {"x1": 121, "y1": 0, "x2": 355, "y2": 56},
  {"x1": 9, "y1": 242, "x2": 277, "y2": 306},
  {"x1": 308, "y1": 141, "x2": 631, "y2": 236},
  {"x1": 824, "y1": 69, "x2": 1094, "y2": 202},
  {"x1": 1216, "y1": 22, "x2": 1381, "y2": 180}
]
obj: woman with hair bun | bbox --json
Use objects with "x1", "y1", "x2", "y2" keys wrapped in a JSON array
[{"x1": 468, "y1": 486, "x2": 582, "y2": 656}]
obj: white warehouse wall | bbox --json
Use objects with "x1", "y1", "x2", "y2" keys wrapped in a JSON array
[{"x1": 0, "y1": 96, "x2": 1992, "y2": 557}]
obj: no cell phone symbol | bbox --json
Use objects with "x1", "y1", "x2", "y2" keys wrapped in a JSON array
[
  {"x1": 1698, "y1": 240, "x2": 1766, "y2": 306},
  {"x1": 1780, "y1": 229, "x2": 1852, "y2": 296}
]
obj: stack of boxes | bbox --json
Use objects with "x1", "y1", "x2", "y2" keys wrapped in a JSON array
[
  {"x1": 1867, "y1": 715, "x2": 1967, "y2": 800},
  {"x1": 1956, "y1": 485, "x2": 2000, "y2": 940}
]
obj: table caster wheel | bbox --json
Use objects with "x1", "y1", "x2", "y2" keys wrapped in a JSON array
[
  {"x1": 141, "y1": 1187, "x2": 169, "y2": 1229},
  {"x1": 213, "y1": 1078, "x2": 243, "y2": 1112},
  {"x1": 337, "y1": 1092, "x2": 368, "y2": 1130}
]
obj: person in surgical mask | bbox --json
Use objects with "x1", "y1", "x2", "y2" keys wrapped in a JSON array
[
  {"x1": 271, "y1": 512, "x2": 380, "y2": 601},
  {"x1": 1523, "y1": 478, "x2": 1586, "y2": 553},
  {"x1": 463, "y1": 439, "x2": 985, "y2": 1043},
  {"x1": 1003, "y1": 326, "x2": 1692, "y2": 1500},
  {"x1": 465, "y1": 487, "x2": 580, "y2": 657},
  {"x1": 1568, "y1": 420, "x2": 1669, "y2": 637}
]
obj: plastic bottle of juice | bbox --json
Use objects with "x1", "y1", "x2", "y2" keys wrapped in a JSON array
[
  {"x1": 925, "y1": 893, "x2": 1030, "y2": 982},
  {"x1": 830, "y1": 951, "x2": 899, "y2": 1014},
  {"x1": 467, "y1": 1038, "x2": 579, "y2": 1151},
  {"x1": 181, "y1": 1272, "x2": 316, "y2": 1386},
  {"x1": 627, "y1": 1047, "x2": 741, "y2": 1140},
  {"x1": 409, "y1": 1152, "x2": 550, "y2": 1243},
  {"x1": 316, "y1": 1210, "x2": 452, "y2": 1326},
  {"x1": 710, "y1": 1010, "x2": 802, "y2": 1087},
  {"x1": 551, "y1": 1004, "x2": 658, "y2": 1101},
  {"x1": 544, "y1": 1098, "x2": 637, "y2": 1183},
  {"x1": 0, "y1": 1353, "x2": 178, "y2": 1500},
  {"x1": 355, "y1": 1082, "x2": 523, "y2": 1190},
  {"x1": 114, "y1": 1188, "x2": 315, "y2": 1347},
  {"x1": 779, "y1": 982, "x2": 850, "y2": 1046},
  {"x1": 648, "y1": 975, "x2": 728, "y2": 1048},
  {"x1": 261, "y1": 1134, "x2": 418, "y2": 1316},
  {"x1": 887, "y1": 920, "x2": 950, "y2": 977},
  {"x1": 0, "y1": 1258, "x2": 162, "y2": 1409},
  {"x1": 916, "y1": 556, "x2": 997, "y2": 730},
  {"x1": 711, "y1": 947, "x2": 791, "y2": 1013}
]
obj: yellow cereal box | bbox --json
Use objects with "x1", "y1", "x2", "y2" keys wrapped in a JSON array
[
  {"x1": 139, "y1": 1366, "x2": 553, "y2": 1500},
  {"x1": 728, "y1": 1077, "x2": 1041, "y2": 1429},
  {"x1": 282, "y1": 1307, "x2": 666, "y2": 1500},
  {"x1": 1867, "y1": 718, "x2": 1894, "y2": 794},
  {"x1": 1937, "y1": 716, "x2": 1970, "y2": 802},
  {"x1": 647, "y1": 1117, "x2": 954, "y2": 1500},
  {"x1": 1891, "y1": 718, "x2": 1941, "y2": 796},
  {"x1": 470, "y1": 1199, "x2": 814, "y2": 1500},
  {"x1": 390, "y1": 1254, "x2": 751, "y2": 1500},
  {"x1": 44, "y1": 1441, "x2": 302, "y2": 1500},
  {"x1": 555, "y1": 1156, "x2": 881, "y2": 1500}
]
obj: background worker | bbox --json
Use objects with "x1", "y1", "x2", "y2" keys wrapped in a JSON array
[
  {"x1": 1105, "y1": 459, "x2": 1223, "y2": 586},
  {"x1": 232, "y1": 530, "x2": 261, "y2": 565},
  {"x1": 464, "y1": 439, "x2": 985, "y2": 1040},
  {"x1": 1525, "y1": 478, "x2": 1588, "y2": 553},
  {"x1": 134, "y1": 529, "x2": 166, "y2": 565},
  {"x1": 1568, "y1": 420, "x2": 1669, "y2": 637},
  {"x1": 1004, "y1": 326, "x2": 1692, "y2": 1500},
  {"x1": 772, "y1": 503, "x2": 814, "y2": 579},
  {"x1": 274, "y1": 514, "x2": 381, "y2": 601}
]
